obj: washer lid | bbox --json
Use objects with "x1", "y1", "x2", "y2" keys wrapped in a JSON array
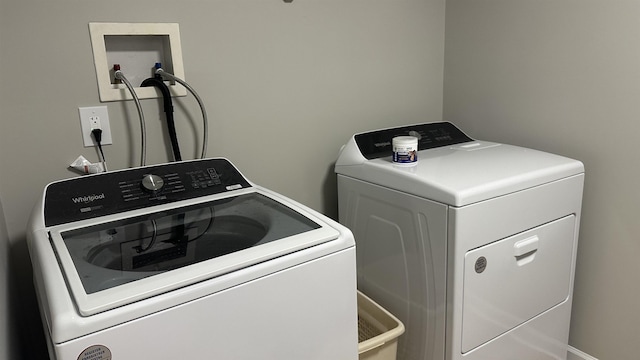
[
  {"x1": 335, "y1": 123, "x2": 584, "y2": 206},
  {"x1": 50, "y1": 190, "x2": 341, "y2": 316}
]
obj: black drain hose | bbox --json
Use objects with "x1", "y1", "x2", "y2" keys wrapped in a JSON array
[{"x1": 140, "y1": 76, "x2": 182, "y2": 161}]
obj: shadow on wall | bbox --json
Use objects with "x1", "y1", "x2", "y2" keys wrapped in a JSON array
[
  {"x1": 2, "y1": 203, "x2": 30, "y2": 360},
  {"x1": 10, "y1": 235, "x2": 48, "y2": 359},
  {"x1": 321, "y1": 163, "x2": 339, "y2": 221}
]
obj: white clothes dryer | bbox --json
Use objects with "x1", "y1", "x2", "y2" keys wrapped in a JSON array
[
  {"x1": 28, "y1": 158, "x2": 357, "y2": 360},
  {"x1": 335, "y1": 122, "x2": 584, "y2": 360}
]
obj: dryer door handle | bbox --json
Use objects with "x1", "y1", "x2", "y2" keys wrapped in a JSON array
[{"x1": 514, "y1": 236, "x2": 539, "y2": 259}]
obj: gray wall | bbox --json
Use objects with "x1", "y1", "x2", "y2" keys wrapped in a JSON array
[
  {"x1": 444, "y1": 1, "x2": 639, "y2": 359},
  {"x1": 0, "y1": 0, "x2": 445, "y2": 358}
]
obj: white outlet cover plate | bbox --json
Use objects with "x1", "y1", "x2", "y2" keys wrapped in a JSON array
[{"x1": 79, "y1": 106, "x2": 112, "y2": 147}]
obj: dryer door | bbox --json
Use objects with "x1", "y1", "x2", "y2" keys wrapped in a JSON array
[{"x1": 461, "y1": 215, "x2": 575, "y2": 353}]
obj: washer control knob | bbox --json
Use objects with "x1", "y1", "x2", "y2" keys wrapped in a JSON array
[{"x1": 141, "y1": 174, "x2": 164, "y2": 193}]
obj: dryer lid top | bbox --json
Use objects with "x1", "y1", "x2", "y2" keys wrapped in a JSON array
[{"x1": 335, "y1": 122, "x2": 584, "y2": 206}]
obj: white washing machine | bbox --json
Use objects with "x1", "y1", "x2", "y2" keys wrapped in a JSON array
[
  {"x1": 335, "y1": 122, "x2": 584, "y2": 360},
  {"x1": 27, "y1": 158, "x2": 357, "y2": 360}
]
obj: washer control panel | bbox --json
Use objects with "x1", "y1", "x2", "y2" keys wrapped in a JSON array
[
  {"x1": 354, "y1": 122, "x2": 473, "y2": 160},
  {"x1": 44, "y1": 158, "x2": 251, "y2": 226}
]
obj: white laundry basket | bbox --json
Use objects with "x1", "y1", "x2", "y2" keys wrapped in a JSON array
[{"x1": 357, "y1": 291, "x2": 405, "y2": 360}]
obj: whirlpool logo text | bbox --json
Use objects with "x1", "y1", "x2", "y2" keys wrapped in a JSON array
[{"x1": 72, "y1": 193, "x2": 106, "y2": 204}]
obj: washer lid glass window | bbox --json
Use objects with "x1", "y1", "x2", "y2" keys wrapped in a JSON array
[{"x1": 50, "y1": 191, "x2": 339, "y2": 316}]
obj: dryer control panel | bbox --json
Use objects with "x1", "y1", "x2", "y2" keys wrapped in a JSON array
[
  {"x1": 44, "y1": 158, "x2": 251, "y2": 226},
  {"x1": 354, "y1": 122, "x2": 473, "y2": 160}
]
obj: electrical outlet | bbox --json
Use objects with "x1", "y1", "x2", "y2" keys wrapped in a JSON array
[{"x1": 79, "y1": 106, "x2": 112, "y2": 147}]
